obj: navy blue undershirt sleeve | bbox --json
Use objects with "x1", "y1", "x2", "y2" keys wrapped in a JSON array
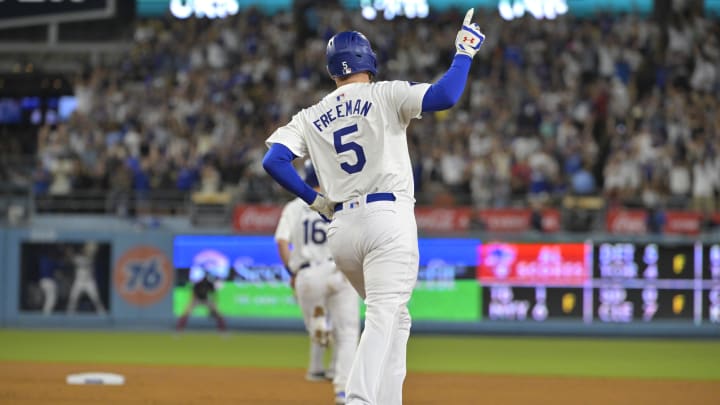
[
  {"x1": 421, "y1": 54, "x2": 472, "y2": 112},
  {"x1": 262, "y1": 143, "x2": 318, "y2": 204}
]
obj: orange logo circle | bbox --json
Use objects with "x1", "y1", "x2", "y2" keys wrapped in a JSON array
[{"x1": 113, "y1": 246, "x2": 173, "y2": 306}]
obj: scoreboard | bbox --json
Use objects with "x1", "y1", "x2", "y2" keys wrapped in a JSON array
[
  {"x1": 593, "y1": 243, "x2": 696, "y2": 323},
  {"x1": 479, "y1": 243, "x2": 588, "y2": 322},
  {"x1": 704, "y1": 244, "x2": 720, "y2": 323},
  {"x1": 479, "y1": 242, "x2": 720, "y2": 326},
  {"x1": 172, "y1": 235, "x2": 720, "y2": 333}
]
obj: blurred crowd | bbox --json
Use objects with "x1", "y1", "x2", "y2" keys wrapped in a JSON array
[{"x1": 26, "y1": 6, "x2": 720, "y2": 215}]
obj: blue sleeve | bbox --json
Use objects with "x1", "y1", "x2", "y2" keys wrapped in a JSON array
[
  {"x1": 262, "y1": 143, "x2": 318, "y2": 205},
  {"x1": 421, "y1": 54, "x2": 472, "y2": 112}
]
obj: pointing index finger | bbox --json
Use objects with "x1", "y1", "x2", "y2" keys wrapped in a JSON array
[{"x1": 463, "y1": 8, "x2": 474, "y2": 26}]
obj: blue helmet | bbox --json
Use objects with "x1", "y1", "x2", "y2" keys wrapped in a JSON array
[
  {"x1": 304, "y1": 161, "x2": 319, "y2": 188},
  {"x1": 326, "y1": 31, "x2": 377, "y2": 78}
]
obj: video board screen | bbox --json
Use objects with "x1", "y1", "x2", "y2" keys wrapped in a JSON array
[
  {"x1": 172, "y1": 236, "x2": 482, "y2": 321},
  {"x1": 591, "y1": 242, "x2": 697, "y2": 323},
  {"x1": 172, "y1": 236, "x2": 720, "y2": 327},
  {"x1": 478, "y1": 242, "x2": 589, "y2": 321},
  {"x1": 19, "y1": 241, "x2": 111, "y2": 315},
  {"x1": 703, "y1": 243, "x2": 720, "y2": 323}
]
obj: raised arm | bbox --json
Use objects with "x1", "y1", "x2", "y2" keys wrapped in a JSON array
[{"x1": 422, "y1": 9, "x2": 485, "y2": 112}]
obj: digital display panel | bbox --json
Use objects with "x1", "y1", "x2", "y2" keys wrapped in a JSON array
[
  {"x1": 409, "y1": 238, "x2": 480, "y2": 321},
  {"x1": 19, "y1": 241, "x2": 111, "y2": 315},
  {"x1": 482, "y1": 285, "x2": 583, "y2": 321},
  {"x1": 593, "y1": 243, "x2": 695, "y2": 281},
  {"x1": 478, "y1": 242, "x2": 589, "y2": 321},
  {"x1": 478, "y1": 242, "x2": 590, "y2": 286},
  {"x1": 590, "y1": 243, "x2": 696, "y2": 323},
  {"x1": 0, "y1": 0, "x2": 110, "y2": 20},
  {"x1": 173, "y1": 235, "x2": 296, "y2": 318},
  {"x1": 172, "y1": 236, "x2": 720, "y2": 327},
  {"x1": 137, "y1": 0, "x2": 656, "y2": 18},
  {"x1": 592, "y1": 286, "x2": 695, "y2": 322},
  {"x1": 173, "y1": 235, "x2": 482, "y2": 321},
  {"x1": 703, "y1": 243, "x2": 720, "y2": 324}
]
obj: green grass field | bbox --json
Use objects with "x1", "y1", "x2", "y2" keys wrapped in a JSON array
[{"x1": 1, "y1": 329, "x2": 718, "y2": 381}]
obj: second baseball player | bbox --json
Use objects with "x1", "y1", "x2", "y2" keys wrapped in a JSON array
[{"x1": 274, "y1": 162, "x2": 360, "y2": 405}]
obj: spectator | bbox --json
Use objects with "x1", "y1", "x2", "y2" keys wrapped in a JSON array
[
  {"x1": 668, "y1": 155, "x2": 691, "y2": 206},
  {"x1": 692, "y1": 154, "x2": 718, "y2": 215},
  {"x1": 1, "y1": 7, "x2": 716, "y2": 215},
  {"x1": 571, "y1": 161, "x2": 597, "y2": 196}
]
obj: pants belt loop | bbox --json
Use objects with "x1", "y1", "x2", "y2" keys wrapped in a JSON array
[{"x1": 334, "y1": 192, "x2": 396, "y2": 212}]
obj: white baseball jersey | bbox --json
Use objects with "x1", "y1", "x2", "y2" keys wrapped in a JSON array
[
  {"x1": 274, "y1": 197, "x2": 333, "y2": 273},
  {"x1": 72, "y1": 254, "x2": 94, "y2": 281},
  {"x1": 266, "y1": 81, "x2": 431, "y2": 203}
]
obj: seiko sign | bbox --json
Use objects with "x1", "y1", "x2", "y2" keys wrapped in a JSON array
[{"x1": 0, "y1": 0, "x2": 114, "y2": 28}]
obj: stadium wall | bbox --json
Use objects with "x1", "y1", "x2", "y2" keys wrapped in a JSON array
[
  {"x1": 1, "y1": 216, "x2": 718, "y2": 337},
  {"x1": 0, "y1": 228, "x2": 6, "y2": 327}
]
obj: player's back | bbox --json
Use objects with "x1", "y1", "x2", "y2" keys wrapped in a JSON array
[
  {"x1": 72, "y1": 254, "x2": 93, "y2": 279},
  {"x1": 295, "y1": 80, "x2": 428, "y2": 203},
  {"x1": 281, "y1": 198, "x2": 333, "y2": 271}
]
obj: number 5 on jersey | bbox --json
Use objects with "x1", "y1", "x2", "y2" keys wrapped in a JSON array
[{"x1": 334, "y1": 124, "x2": 366, "y2": 174}]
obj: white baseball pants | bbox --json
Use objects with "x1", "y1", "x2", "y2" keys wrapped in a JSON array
[
  {"x1": 67, "y1": 277, "x2": 106, "y2": 314},
  {"x1": 39, "y1": 278, "x2": 57, "y2": 315},
  {"x1": 328, "y1": 197, "x2": 419, "y2": 405},
  {"x1": 295, "y1": 261, "x2": 360, "y2": 395}
]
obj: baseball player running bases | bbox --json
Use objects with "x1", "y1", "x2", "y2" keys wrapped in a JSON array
[
  {"x1": 263, "y1": 9, "x2": 484, "y2": 404},
  {"x1": 275, "y1": 162, "x2": 360, "y2": 404}
]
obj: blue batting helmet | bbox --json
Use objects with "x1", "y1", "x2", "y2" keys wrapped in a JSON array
[
  {"x1": 304, "y1": 161, "x2": 319, "y2": 188},
  {"x1": 326, "y1": 31, "x2": 377, "y2": 78}
]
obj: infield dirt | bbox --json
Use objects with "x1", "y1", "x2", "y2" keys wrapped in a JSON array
[{"x1": 0, "y1": 361, "x2": 716, "y2": 404}]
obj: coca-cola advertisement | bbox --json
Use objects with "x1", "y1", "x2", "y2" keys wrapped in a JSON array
[
  {"x1": 232, "y1": 205, "x2": 283, "y2": 233},
  {"x1": 476, "y1": 209, "x2": 561, "y2": 233},
  {"x1": 663, "y1": 211, "x2": 701, "y2": 235},
  {"x1": 477, "y1": 209, "x2": 530, "y2": 232},
  {"x1": 478, "y1": 242, "x2": 590, "y2": 286},
  {"x1": 414, "y1": 207, "x2": 473, "y2": 233},
  {"x1": 606, "y1": 208, "x2": 647, "y2": 234},
  {"x1": 539, "y1": 209, "x2": 561, "y2": 233}
]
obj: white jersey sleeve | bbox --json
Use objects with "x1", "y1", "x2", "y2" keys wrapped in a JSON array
[
  {"x1": 383, "y1": 81, "x2": 431, "y2": 126},
  {"x1": 266, "y1": 112, "x2": 308, "y2": 158},
  {"x1": 274, "y1": 200, "x2": 297, "y2": 242}
]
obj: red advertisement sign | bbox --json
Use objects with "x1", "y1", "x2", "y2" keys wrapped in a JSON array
[
  {"x1": 477, "y1": 208, "x2": 560, "y2": 233},
  {"x1": 606, "y1": 208, "x2": 647, "y2": 234},
  {"x1": 540, "y1": 209, "x2": 561, "y2": 233},
  {"x1": 477, "y1": 209, "x2": 529, "y2": 232},
  {"x1": 664, "y1": 211, "x2": 701, "y2": 235},
  {"x1": 232, "y1": 205, "x2": 283, "y2": 232},
  {"x1": 478, "y1": 243, "x2": 590, "y2": 286},
  {"x1": 415, "y1": 207, "x2": 473, "y2": 233}
]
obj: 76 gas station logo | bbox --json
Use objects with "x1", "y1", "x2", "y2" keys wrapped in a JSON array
[{"x1": 113, "y1": 246, "x2": 173, "y2": 306}]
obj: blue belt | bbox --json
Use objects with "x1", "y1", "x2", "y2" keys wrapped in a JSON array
[{"x1": 334, "y1": 192, "x2": 396, "y2": 212}]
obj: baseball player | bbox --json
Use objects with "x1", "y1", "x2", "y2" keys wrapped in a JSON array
[
  {"x1": 262, "y1": 9, "x2": 484, "y2": 404},
  {"x1": 175, "y1": 273, "x2": 227, "y2": 332},
  {"x1": 37, "y1": 251, "x2": 60, "y2": 315},
  {"x1": 66, "y1": 242, "x2": 107, "y2": 314},
  {"x1": 274, "y1": 161, "x2": 360, "y2": 404}
]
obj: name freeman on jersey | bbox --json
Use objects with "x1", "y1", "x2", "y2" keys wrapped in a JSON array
[{"x1": 312, "y1": 99, "x2": 373, "y2": 132}]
